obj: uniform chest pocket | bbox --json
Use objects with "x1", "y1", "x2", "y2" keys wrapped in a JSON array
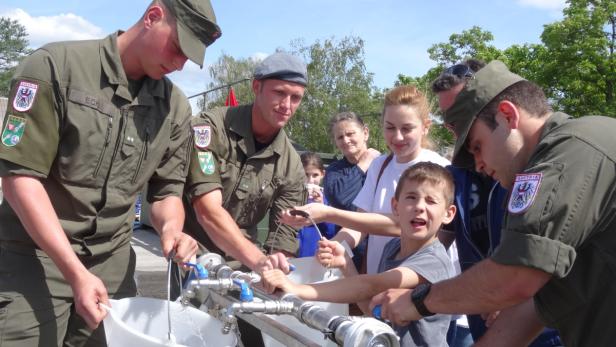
[
  {"x1": 58, "y1": 88, "x2": 118, "y2": 185},
  {"x1": 231, "y1": 168, "x2": 277, "y2": 226}
]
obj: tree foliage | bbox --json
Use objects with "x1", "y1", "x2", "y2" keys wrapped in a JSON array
[
  {"x1": 200, "y1": 37, "x2": 384, "y2": 153},
  {"x1": 396, "y1": 2, "x2": 616, "y2": 151},
  {"x1": 0, "y1": 17, "x2": 31, "y2": 96},
  {"x1": 538, "y1": 0, "x2": 615, "y2": 116},
  {"x1": 289, "y1": 36, "x2": 385, "y2": 153},
  {"x1": 199, "y1": 53, "x2": 257, "y2": 110}
]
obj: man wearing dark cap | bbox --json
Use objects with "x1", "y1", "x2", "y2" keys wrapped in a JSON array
[
  {"x1": 183, "y1": 52, "x2": 307, "y2": 276},
  {"x1": 371, "y1": 60, "x2": 616, "y2": 346},
  {"x1": 0, "y1": 1, "x2": 220, "y2": 346}
]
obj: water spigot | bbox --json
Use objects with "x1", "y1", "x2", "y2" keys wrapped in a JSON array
[
  {"x1": 221, "y1": 305, "x2": 237, "y2": 335},
  {"x1": 233, "y1": 279, "x2": 254, "y2": 302}
]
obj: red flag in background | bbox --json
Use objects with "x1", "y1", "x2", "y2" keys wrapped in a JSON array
[{"x1": 225, "y1": 87, "x2": 238, "y2": 106}]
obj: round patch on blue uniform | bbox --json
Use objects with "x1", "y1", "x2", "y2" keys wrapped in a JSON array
[{"x1": 198, "y1": 151, "x2": 215, "y2": 175}]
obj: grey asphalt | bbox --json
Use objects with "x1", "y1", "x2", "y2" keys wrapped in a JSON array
[{"x1": 132, "y1": 223, "x2": 171, "y2": 299}]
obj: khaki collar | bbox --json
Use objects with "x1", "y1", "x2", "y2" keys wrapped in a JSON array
[
  {"x1": 226, "y1": 105, "x2": 288, "y2": 158},
  {"x1": 99, "y1": 31, "x2": 165, "y2": 106}
]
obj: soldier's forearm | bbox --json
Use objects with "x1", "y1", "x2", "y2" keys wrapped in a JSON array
[
  {"x1": 193, "y1": 192, "x2": 266, "y2": 270},
  {"x1": 3, "y1": 175, "x2": 89, "y2": 285}
]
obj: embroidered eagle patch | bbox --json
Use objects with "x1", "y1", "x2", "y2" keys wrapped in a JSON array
[
  {"x1": 193, "y1": 125, "x2": 211, "y2": 149},
  {"x1": 508, "y1": 173, "x2": 542, "y2": 214},
  {"x1": 13, "y1": 81, "x2": 39, "y2": 112}
]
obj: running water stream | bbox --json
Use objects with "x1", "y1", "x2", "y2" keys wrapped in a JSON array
[{"x1": 166, "y1": 252, "x2": 177, "y2": 345}]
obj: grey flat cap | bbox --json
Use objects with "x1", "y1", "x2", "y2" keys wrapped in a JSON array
[{"x1": 253, "y1": 52, "x2": 308, "y2": 86}]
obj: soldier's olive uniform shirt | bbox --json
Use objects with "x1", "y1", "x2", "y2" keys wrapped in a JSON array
[
  {"x1": 491, "y1": 112, "x2": 616, "y2": 346},
  {"x1": 0, "y1": 32, "x2": 192, "y2": 286},
  {"x1": 184, "y1": 105, "x2": 305, "y2": 255}
]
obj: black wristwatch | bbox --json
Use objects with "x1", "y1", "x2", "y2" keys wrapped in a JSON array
[{"x1": 411, "y1": 283, "x2": 435, "y2": 317}]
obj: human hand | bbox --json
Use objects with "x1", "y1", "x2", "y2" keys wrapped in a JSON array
[
  {"x1": 255, "y1": 252, "x2": 292, "y2": 293},
  {"x1": 316, "y1": 240, "x2": 347, "y2": 269},
  {"x1": 357, "y1": 148, "x2": 381, "y2": 172},
  {"x1": 482, "y1": 310, "x2": 501, "y2": 327},
  {"x1": 370, "y1": 288, "x2": 419, "y2": 326},
  {"x1": 305, "y1": 183, "x2": 324, "y2": 203},
  {"x1": 261, "y1": 269, "x2": 296, "y2": 293},
  {"x1": 71, "y1": 271, "x2": 109, "y2": 330},
  {"x1": 278, "y1": 203, "x2": 331, "y2": 228},
  {"x1": 160, "y1": 231, "x2": 198, "y2": 264},
  {"x1": 255, "y1": 252, "x2": 291, "y2": 274}
]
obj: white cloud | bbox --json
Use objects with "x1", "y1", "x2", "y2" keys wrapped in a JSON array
[
  {"x1": 251, "y1": 52, "x2": 268, "y2": 62},
  {"x1": 168, "y1": 62, "x2": 213, "y2": 113},
  {"x1": 1, "y1": 8, "x2": 104, "y2": 48},
  {"x1": 517, "y1": 0, "x2": 566, "y2": 11}
]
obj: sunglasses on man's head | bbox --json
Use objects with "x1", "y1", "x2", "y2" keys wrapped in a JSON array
[{"x1": 444, "y1": 64, "x2": 475, "y2": 78}]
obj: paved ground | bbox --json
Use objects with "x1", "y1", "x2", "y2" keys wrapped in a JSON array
[{"x1": 132, "y1": 223, "x2": 170, "y2": 299}]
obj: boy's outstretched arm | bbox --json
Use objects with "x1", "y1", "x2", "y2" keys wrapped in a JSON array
[{"x1": 262, "y1": 267, "x2": 422, "y2": 312}]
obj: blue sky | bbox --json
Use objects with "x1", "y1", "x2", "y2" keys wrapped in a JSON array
[{"x1": 0, "y1": 0, "x2": 566, "y2": 106}]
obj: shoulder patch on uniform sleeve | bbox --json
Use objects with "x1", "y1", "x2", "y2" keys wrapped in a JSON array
[
  {"x1": 193, "y1": 124, "x2": 211, "y2": 149},
  {"x1": 508, "y1": 173, "x2": 542, "y2": 214},
  {"x1": 12, "y1": 81, "x2": 39, "y2": 112},
  {"x1": 1, "y1": 115, "x2": 27, "y2": 147},
  {"x1": 197, "y1": 151, "x2": 215, "y2": 175}
]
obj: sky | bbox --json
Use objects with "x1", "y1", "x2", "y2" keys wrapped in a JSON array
[{"x1": 0, "y1": 0, "x2": 566, "y2": 108}]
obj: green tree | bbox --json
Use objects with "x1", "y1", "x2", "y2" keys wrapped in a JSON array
[
  {"x1": 201, "y1": 37, "x2": 383, "y2": 153},
  {"x1": 0, "y1": 17, "x2": 30, "y2": 96},
  {"x1": 290, "y1": 36, "x2": 384, "y2": 152},
  {"x1": 395, "y1": 26, "x2": 507, "y2": 152},
  {"x1": 427, "y1": 26, "x2": 504, "y2": 67},
  {"x1": 197, "y1": 53, "x2": 257, "y2": 110},
  {"x1": 539, "y1": 0, "x2": 616, "y2": 116}
]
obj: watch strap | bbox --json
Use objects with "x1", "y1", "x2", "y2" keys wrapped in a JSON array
[{"x1": 412, "y1": 283, "x2": 435, "y2": 317}]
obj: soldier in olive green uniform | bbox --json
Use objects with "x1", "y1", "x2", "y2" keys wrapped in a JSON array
[
  {"x1": 370, "y1": 61, "x2": 616, "y2": 346},
  {"x1": 0, "y1": 1, "x2": 220, "y2": 346},
  {"x1": 183, "y1": 53, "x2": 307, "y2": 276}
]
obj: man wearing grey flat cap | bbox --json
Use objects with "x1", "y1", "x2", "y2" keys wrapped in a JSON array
[
  {"x1": 183, "y1": 52, "x2": 308, "y2": 280},
  {"x1": 371, "y1": 60, "x2": 616, "y2": 346},
  {"x1": 0, "y1": 0, "x2": 220, "y2": 346}
]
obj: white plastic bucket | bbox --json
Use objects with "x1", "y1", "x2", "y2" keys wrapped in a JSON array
[
  {"x1": 261, "y1": 256, "x2": 348, "y2": 347},
  {"x1": 104, "y1": 297, "x2": 237, "y2": 347}
]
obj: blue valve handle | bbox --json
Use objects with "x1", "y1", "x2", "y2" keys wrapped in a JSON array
[
  {"x1": 233, "y1": 279, "x2": 254, "y2": 302},
  {"x1": 372, "y1": 305, "x2": 382, "y2": 320},
  {"x1": 183, "y1": 262, "x2": 209, "y2": 279}
]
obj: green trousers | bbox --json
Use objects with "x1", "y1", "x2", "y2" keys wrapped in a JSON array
[{"x1": 0, "y1": 242, "x2": 137, "y2": 347}]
